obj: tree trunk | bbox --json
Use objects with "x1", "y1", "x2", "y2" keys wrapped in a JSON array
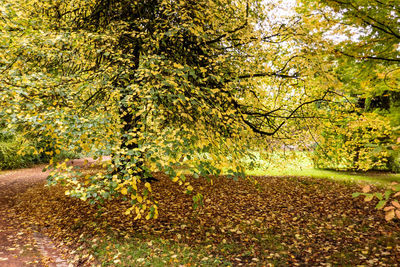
[{"x1": 111, "y1": 40, "x2": 158, "y2": 182}]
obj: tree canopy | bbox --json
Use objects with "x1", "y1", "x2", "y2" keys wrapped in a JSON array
[{"x1": 0, "y1": 0, "x2": 332, "y2": 218}]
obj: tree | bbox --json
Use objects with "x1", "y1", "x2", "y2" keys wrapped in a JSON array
[
  {"x1": 297, "y1": 0, "x2": 400, "y2": 172},
  {"x1": 0, "y1": 0, "x2": 332, "y2": 218}
]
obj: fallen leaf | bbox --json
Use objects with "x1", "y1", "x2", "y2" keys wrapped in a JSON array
[
  {"x1": 362, "y1": 185, "x2": 371, "y2": 193},
  {"x1": 385, "y1": 210, "x2": 395, "y2": 221}
]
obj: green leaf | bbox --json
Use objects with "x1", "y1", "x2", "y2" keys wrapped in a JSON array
[
  {"x1": 384, "y1": 190, "x2": 392, "y2": 200},
  {"x1": 375, "y1": 200, "x2": 387, "y2": 210}
]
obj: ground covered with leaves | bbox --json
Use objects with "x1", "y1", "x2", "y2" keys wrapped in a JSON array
[
  {"x1": 0, "y1": 166, "x2": 70, "y2": 266},
  {"x1": 8, "y1": 170, "x2": 400, "y2": 266}
]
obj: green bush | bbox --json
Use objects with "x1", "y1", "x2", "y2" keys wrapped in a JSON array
[
  {"x1": 388, "y1": 150, "x2": 400, "y2": 173},
  {"x1": 0, "y1": 138, "x2": 43, "y2": 170},
  {"x1": 313, "y1": 113, "x2": 397, "y2": 172},
  {"x1": 0, "y1": 128, "x2": 79, "y2": 170}
]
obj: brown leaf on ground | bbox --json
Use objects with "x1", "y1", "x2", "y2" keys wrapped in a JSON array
[
  {"x1": 385, "y1": 210, "x2": 395, "y2": 221},
  {"x1": 362, "y1": 185, "x2": 371, "y2": 193}
]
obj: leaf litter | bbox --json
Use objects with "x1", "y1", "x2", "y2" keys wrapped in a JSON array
[{"x1": 5, "y1": 169, "x2": 400, "y2": 266}]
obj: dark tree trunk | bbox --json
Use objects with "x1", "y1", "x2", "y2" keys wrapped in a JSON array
[{"x1": 111, "y1": 37, "x2": 158, "y2": 182}]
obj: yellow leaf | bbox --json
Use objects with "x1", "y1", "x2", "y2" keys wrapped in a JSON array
[
  {"x1": 121, "y1": 188, "x2": 128, "y2": 195},
  {"x1": 145, "y1": 182, "x2": 152, "y2": 192},
  {"x1": 124, "y1": 208, "x2": 131, "y2": 215},
  {"x1": 377, "y1": 73, "x2": 385, "y2": 79},
  {"x1": 364, "y1": 195, "x2": 373, "y2": 202}
]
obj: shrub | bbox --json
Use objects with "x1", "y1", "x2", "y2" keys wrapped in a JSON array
[
  {"x1": 0, "y1": 128, "x2": 78, "y2": 170},
  {"x1": 313, "y1": 113, "x2": 397, "y2": 172}
]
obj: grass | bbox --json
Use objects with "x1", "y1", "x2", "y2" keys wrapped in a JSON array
[
  {"x1": 89, "y1": 233, "x2": 288, "y2": 266},
  {"x1": 245, "y1": 151, "x2": 400, "y2": 185},
  {"x1": 88, "y1": 226, "x2": 288, "y2": 266},
  {"x1": 248, "y1": 168, "x2": 400, "y2": 185},
  {"x1": 89, "y1": 234, "x2": 233, "y2": 266}
]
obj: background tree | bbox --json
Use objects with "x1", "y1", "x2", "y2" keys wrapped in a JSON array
[{"x1": 298, "y1": 0, "x2": 400, "y2": 172}]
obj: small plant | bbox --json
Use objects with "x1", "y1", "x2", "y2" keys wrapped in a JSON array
[{"x1": 353, "y1": 183, "x2": 400, "y2": 221}]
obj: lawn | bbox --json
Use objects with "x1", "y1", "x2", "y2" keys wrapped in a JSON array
[
  {"x1": 248, "y1": 168, "x2": 400, "y2": 185},
  {"x1": 245, "y1": 151, "x2": 400, "y2": 185}
]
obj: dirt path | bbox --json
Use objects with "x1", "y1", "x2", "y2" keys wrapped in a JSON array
[{"x1": 0, "y1": 158, "x2": 103, "y2": 266}]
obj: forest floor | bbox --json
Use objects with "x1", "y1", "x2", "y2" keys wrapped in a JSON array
[
  {"x1": 0, "y1": 164, "x2": 71, "y2": 266},
  {"x1": 0, "y1": 161, "x2": 400, "y2": 266}
]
